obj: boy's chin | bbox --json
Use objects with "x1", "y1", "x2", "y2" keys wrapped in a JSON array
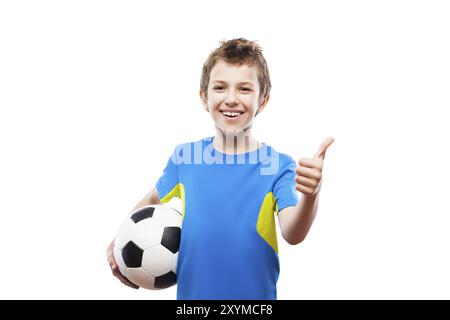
[{"x1": 217, "y1": 126, "x2": 248, "y2": 137}]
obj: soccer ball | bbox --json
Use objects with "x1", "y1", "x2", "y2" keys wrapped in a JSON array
[{"x1": 113, "y1": 204, "x2": 182, "y2": 289}]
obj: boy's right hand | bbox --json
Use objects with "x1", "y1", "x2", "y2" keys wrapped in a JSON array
[{"x1": 107, "y1": 240, "x2": 139, "y2": 289}]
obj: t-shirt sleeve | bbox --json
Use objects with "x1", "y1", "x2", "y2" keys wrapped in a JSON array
[
  {"x1": 155, "y1": 146, "x2": 180, "y2": 201},
  {"x1": 273, "y1": 156, "x2": 299, "y2": 213}
]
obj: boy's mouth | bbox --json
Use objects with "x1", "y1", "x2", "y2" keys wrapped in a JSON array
[{"x1": 220, "y1": 110, "x2": 245, "y2": 120}]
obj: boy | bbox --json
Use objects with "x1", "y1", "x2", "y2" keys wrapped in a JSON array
[{"x1": 107, "y1": 38, "x2": 334, "y2": 299}]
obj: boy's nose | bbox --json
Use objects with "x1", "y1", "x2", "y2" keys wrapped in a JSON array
[{"x1": 225, "y1": 90, "x2": 239, "y2": 106}]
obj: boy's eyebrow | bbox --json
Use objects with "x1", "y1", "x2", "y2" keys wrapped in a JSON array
[{"x1": 212, "y1": 80, "x2": 255, "y2": 86}]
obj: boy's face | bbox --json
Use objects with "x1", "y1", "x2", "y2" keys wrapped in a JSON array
[{"x1": 200, "y1": 60, "x2": 269, "y2": 136}]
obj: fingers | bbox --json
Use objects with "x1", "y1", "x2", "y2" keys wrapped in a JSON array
[
  {"x1": 313, "y1": 137, "x2": 335, "y2": 160},
  {"x1": 296, "y1": 166, "x2": 322, "y2": 180},
  {"x1": 298, "y1": 157, "x2": 323, "y2": 169},
  {"x1": 296, "y1": 158, "x2": 323, "y2": 198},
  {"x1": 295, "y1": 175, "x2": 319, "y2": 188},
  {"x1": 110, "y1": 262, "x2": 139, "y2": 289},
  {"x1": 110, "y1": 262, "x2": 117, "y2": 271},
  {"x1": 295, "y1": 184, "x2": 315, "y2": 196},
  {"x1": 107, "y1": 244, "x2": 138, "y2": 289},
  {"x1": 296, "y1": 137, "x2": 333, "y2": 197},
  {"x1": 122, "y1": 279, "x2": 139, "y2": 289},
  {"x1": 299, "y1": 137, "x2": 334, "y2": 168},
  {"x1": 107, "y1": 250, "x2": 117, "y2": 270},
  {"x1": 107, "y1": 242, "x2": 116, "y2": 261},
  {"x1": 113, "y1": 268, "x2": 139, "y2": 289}
]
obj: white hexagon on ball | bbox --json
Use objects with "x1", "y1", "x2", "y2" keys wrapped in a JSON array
[
  {"x1": 142, "y1": 245, "x2": 175, "y2": 277},
  {"x1": 131, "y1": 218, "x2": 164, "y2": 250}
]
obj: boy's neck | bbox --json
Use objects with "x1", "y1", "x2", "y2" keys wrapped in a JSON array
[{"x1": 212, "y1": 129, "x2": 262, "y2": 154}]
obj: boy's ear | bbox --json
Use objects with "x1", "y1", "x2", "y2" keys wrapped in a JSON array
[
  {"x1": 199, "y1": 91, "x2": 209, "y2": 112},
  {"x1": 256, "y1": 95, "x2": 270, "y2": 116}
]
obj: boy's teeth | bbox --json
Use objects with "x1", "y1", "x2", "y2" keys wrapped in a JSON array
[{"x1": 223, "y1": 112, "x2": 240, "y2": 117}]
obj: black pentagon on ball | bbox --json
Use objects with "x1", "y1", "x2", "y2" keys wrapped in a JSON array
[
  {"x1": 130, "y1": 206, "x2": 155, "y2": 223},
  {"x1": 161, "y1": 226, "x2": 181, "y2": 253},
  {"x1": 122, "y1": 241, "x2": 143, "y2": 268},
  {"x1": 154, "y1": 271, "x2": 177, "y2": 289}
]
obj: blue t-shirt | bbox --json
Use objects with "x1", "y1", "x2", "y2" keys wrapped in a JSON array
[{"x1": 156, "y1": 137, "x2": 298, "y2": 300}]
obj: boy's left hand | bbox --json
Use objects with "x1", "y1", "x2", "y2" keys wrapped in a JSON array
[{"x1": 295, "y1": 137, "x2": 334, "y2": 197}]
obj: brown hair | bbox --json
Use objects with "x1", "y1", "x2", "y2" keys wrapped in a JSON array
[{"x1": 200, "y1": 38, "x2": 271, "y2": 103}]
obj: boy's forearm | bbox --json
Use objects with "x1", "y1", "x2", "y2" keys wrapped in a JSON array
[
  {"x1": 284, "y1": 193, "x2": 320, "y2": 245},
  {"x1": 132, "y1": 197, "x2": 151, "y2": 212},
  {"x1": 132, "y1": 189, "x2": 162, "y2": 212}
]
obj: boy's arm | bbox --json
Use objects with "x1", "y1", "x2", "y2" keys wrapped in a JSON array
[
  {"x1": 278, "y1": 193, "x2": 319, "y2": 245},
  {"x1": 131, "y1": 187, "x2": 163, "y2": 211},
  {"x1": 278, "y1": 137, "x2": 334, "y2": 245}
]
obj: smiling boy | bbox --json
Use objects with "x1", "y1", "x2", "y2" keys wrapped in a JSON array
[{"x1": 107, "y1": 38, "x2": 334, "y2": 299}]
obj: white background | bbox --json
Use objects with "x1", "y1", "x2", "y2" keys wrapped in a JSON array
[{"x1": 1, "y1": 1, "x2": 449, "y2": 299}]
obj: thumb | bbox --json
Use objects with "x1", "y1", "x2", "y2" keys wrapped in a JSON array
[{"x1": 313, "y1": 137, "x2": 335, "y2": 160}]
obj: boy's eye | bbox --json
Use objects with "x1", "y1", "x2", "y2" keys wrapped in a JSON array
[{"x1": 212, "y1": 86, "x2": 251, "y2": 92}]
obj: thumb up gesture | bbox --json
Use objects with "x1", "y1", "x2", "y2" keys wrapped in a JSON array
[{"x1": 295, "y1": 137, "x2": 334, "y2": 197}]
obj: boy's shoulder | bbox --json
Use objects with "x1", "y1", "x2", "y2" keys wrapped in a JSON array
[{"x1": 259, "y1": 141, "x2": 297, "y2": 168}]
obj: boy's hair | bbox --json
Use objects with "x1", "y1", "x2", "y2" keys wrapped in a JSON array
[{"x1": 200, "y1": 38, "x2": 271, "y2": 103}]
